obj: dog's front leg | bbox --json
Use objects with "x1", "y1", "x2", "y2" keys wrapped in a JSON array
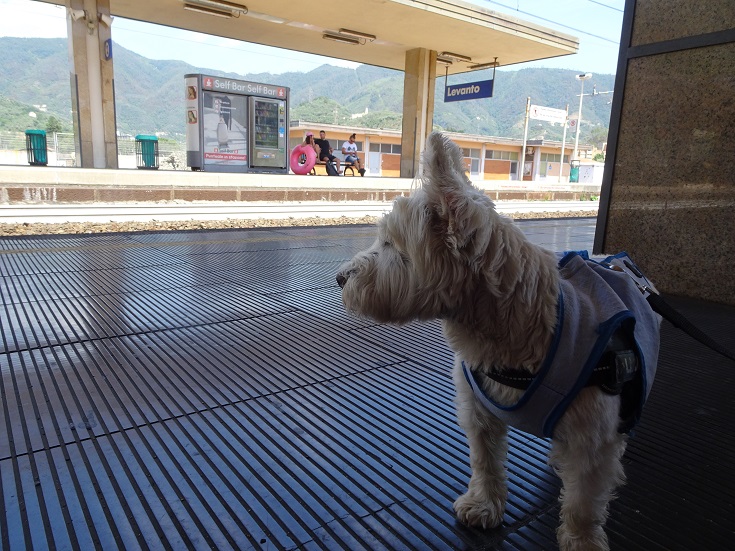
[{"x1": 452, "y1": 366, "x2": 508, "y2": 530}]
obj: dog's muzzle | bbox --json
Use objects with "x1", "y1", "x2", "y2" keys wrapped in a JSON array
[{"x1": 336, "y1": 272, "x2": 349, "y2": 288}]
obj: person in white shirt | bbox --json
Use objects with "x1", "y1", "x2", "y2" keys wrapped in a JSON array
[{"x1": 341, "y1": 133, "x2": 366, "y2": 176}]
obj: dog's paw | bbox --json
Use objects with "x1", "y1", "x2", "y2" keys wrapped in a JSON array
[
  {"x1": 453, "y1": 492, "x2": 505, "y2": 530},
  {"x1": 557, "y1": 524, "x2": 609, "y2": 551}
]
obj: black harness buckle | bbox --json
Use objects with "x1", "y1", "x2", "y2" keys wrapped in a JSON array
[{"x1": 598, "y1": 349, "x2": 638, "y2": 394}]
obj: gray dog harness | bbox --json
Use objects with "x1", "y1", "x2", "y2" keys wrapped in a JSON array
[{"x1": 463, "y1": 251, "x2": 661, "y2": 438}]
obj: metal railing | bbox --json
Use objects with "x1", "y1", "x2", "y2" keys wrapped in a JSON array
[{"x1": 0, "y1": 131, "x2": 187, "y2": 170}]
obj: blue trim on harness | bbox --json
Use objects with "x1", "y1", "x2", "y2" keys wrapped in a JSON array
[
  {"x1": 559, "y1": 250, "x2": 589, "y2": 267},
  {"x1": 462, "y1": 291, "x2": 565, "y2": 412},
  {"x1": 542, "y1": 310, "x2": 635, "y2": 436},
  {"x1": 462, "y1": 250, "x2": 661, "y2": 439},
  {"x1": 594, "y1": 252, "x2": 654, "y2": 429}
]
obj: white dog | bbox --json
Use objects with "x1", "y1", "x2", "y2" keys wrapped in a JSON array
[{"x1": 337, "y1": 132, "x2": 661, "y2": 551}]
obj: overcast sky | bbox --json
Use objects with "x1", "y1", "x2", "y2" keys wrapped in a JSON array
[{"x1": 0, "y1": 0, "x2": 624, "y2": 75}]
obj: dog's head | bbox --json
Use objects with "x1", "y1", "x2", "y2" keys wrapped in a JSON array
[{"x1": 336, "y1": 132, "x2": 500, "y2": 324}]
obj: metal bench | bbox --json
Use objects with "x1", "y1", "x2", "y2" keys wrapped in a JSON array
[{"x1": 309, "y1": 159, "x2": 357, "y2": 176}]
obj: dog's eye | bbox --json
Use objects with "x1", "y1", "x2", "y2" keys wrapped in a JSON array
[{"x1": 383, "y1": 241, "x2": 392, "y2": 248}]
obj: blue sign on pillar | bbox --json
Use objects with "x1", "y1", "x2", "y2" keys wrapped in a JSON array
[
  {"x1": 104, "y1": 39, "x2": 113, "y2": 60},
  {"x1": 444, "y1": 79, "x2": 494, "y2": 102}
]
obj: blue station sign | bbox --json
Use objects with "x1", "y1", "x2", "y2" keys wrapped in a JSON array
[{"x1": 444, "y1": 79, "x2": 494, "y2": 102}]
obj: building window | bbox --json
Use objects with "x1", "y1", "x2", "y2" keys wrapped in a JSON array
[
  {"x1": 375, "y1": 143, "x2": 401, "y2": 154},
  {"x1": 370, "y1": 143, "x2": 401, "y2": 154},
  {"x1": 485, "y1": 150, "x2": 519, "y2": 161},
  {"x1": 540, "y1": 153, "x2": 570, "y2": 163},
  {"x1": 466, "y1": 148, "x2": 481, "y2": 176}
]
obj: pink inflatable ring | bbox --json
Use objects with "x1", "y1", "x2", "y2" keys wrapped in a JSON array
[{"x1": 290, "y1": 144, "x2": 316, "y2": 175}]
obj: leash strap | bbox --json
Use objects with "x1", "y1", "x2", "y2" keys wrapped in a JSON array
[
  {"x1": 601, "y1": 257, "x2": 735, "y2": 363},
  {"x1": 645, "y1": 292, "x2": 735, "y2": 362}
]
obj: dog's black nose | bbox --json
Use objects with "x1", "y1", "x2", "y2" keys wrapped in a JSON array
[{"x1": 336, "y1": 273, "x2": 347, "y2": 288}]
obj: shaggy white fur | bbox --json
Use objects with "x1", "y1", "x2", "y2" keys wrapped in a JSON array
[{"x1": 337, "y1": 132, "x2": 632, "y2": 551}]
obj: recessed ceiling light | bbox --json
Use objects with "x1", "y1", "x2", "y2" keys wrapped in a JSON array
[
  {"x1": 468, "y1": 61, "x2": 499, "y2": 70},
  {"x1": 439, "y1": 51, "x2": 472, "y2": 63},
  {"x1": 198, "y1": 0, "x2": 247, "y2": 11},
  {"x1": 338, "y1": 28, "x2": 376, "y2": 41},
  {"x1": 323, "y1": 32, "x2": 360, "y2": 45},
  {"x1": 183, "y1": 3, "x2": 234, "y2": 18}
]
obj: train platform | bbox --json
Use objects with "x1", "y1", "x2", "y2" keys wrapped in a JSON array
[{"x1": 1, "y1": 218, "x2": 732, "y2": 550}]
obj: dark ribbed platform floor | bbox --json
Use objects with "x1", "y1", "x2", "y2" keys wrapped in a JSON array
[{"x1": 1, "y1": 218, "x2": 733, "y2": 550}]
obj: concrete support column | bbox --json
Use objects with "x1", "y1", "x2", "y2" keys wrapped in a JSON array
[
  {"x1": 400, "y1": 48, "x2": 436, "y2": 179},
  {"x1": 67, "y1": 0, "x2": 118, "y2": 168},
  {"x1": 479, "y1": 143, "x2": 486, "y2": 179}
]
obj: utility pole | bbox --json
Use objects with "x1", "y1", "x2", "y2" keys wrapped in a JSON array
[
  {"x1": 572, "y1": 76, "x2": 614, "y2": 161},
  {"x1": 520, "y1": 97, "x2": 530, "y2": 181},
  {"x1": 572, "y1": 73, "x2": 592, "y2": 162},
  {"x1": 559, "y1": 103, "x2": 569, "y2": 183}
]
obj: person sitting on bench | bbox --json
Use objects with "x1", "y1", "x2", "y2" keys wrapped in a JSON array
[
  {"x1": 303, "y1": 132, "x2": 320, "y2": 157},
  {"x1": 342, "y1": 133, "x2": 366, "y2": 176},
  {"x1": 314, "y1": 130, "x2": 340, "y2": 173}
]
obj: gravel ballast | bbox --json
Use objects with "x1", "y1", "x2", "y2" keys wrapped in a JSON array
[{"x1": 0, "y1": 210, "x2": 598, "y2": 236}]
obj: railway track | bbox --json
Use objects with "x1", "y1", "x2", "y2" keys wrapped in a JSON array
[{"x1": 0, "y1": 200, "x2": 598, "y2": 224}]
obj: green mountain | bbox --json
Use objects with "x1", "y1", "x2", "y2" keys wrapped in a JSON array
[
  {"x1": 0, "y1": 36, "x2": 615, "y2": 145},
  {"x1": 0, "y1": 95, "x2": 70, "y2": 133}
]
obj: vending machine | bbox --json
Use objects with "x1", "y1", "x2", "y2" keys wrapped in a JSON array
[{"x1": 185, "y1": 73, "x2": 289, "y2": 173}]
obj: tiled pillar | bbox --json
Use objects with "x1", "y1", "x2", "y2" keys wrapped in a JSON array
[{"x1": 595, "y1": 0, "x2": 735, "y2": 304}]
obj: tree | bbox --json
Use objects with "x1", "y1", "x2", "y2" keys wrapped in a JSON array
[
  {"x1": 587, "y1": 126, "x2": 609, "y2": 150},
  {"x1": 46, "y1": 116, "x2": 63, "y2": 134},
  {"x1": 360, "y1": 111, "x2": 402, "y2": 130},
  {"x1": 291, "y1": 97, "x2": 350, "y2": 125}
]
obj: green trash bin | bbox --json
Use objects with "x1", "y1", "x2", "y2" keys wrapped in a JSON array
[
  {"x1": 135, "y1": 134, "x2": 159, "y2": 170},
  {"x1": 25, "y1": 129, "x2": 48, "y2": 166},
  {"x1": 569, "y1": 160, "x2": 580, "y2": 183}
]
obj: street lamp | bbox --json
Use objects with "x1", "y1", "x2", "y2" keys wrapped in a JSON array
[{"x1": 572, "y1": 72, "x2": 592, "y2": 161}]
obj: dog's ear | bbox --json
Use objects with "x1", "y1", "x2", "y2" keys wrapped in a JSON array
[{"x1": 421, "y1": 132, "x2": 484, "y2": 250}]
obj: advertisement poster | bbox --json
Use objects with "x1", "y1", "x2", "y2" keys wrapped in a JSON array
[
  {"x1": 185, "y1": 77, "x2": 200, "y2": 152},
  {"x1": 202, "y1": 91, "x2": 248, "y2": 166},
  {"x1": 186, "y1": 74, "x2": 289, "y2": 172}
]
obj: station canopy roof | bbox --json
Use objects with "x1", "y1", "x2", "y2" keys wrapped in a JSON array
[{"x1": 43, "y1": 0, "x2": 578, "y2": 75}]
